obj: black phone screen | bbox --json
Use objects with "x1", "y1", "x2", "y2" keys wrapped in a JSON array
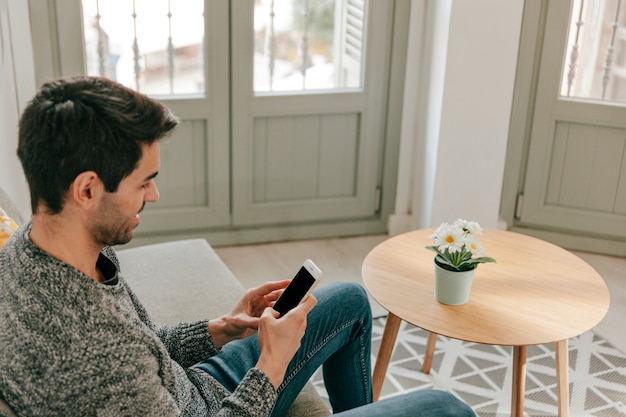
[{"x1": 273, "y1": 266, "x2": 316, "y2": 315}]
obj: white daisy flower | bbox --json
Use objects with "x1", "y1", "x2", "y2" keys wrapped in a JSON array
[
  {"x1": 431, "y1": 223, "x2": 464, "y2": 253},
  {"x1": 427, "y1": 219, "x2": 495, "y2": 271},
  {"x1": 454, "y1": 219, "x2": 483, "y2": 236},
  {"x1": 463, "y1": 235, "x2": 484, "y2": 256}
]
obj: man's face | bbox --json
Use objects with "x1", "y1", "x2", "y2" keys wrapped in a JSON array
[{"x1": 91, "y1": 142, "x2": 161, "y2": 246}]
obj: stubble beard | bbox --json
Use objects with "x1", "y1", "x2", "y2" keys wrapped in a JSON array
[{"x1": 93, "y1": 197, "x2": 139, "y2": 247}]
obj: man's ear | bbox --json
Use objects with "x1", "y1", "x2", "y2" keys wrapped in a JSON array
[{"x1": 69, "y1": 171, "x2": 103, "y2": 209}]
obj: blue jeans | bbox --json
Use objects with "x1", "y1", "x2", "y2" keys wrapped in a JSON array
[{"x1": 195, "y1": 282, "x2": 474, "y2": 417}]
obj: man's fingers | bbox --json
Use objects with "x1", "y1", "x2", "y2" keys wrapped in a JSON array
[
  {"x1": 262, "y1": 306, "x2": 281, "y2": 319},
  {"x1": 300, "y1": 294, "x2": 318, "y2": 312},
  {"x1": 249, "y1": 280, "x2": 291, "y2": 297},
  {"x1": 282, "y1": 294, "x2": 317, "y2": 318},
  {"x1": 265, "y1": 288, "x2": 284, "y2": 303}
]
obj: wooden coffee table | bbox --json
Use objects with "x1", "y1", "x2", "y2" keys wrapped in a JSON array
[{"x1": 362, "y1": 229, "x2": 610, "y2": 417}]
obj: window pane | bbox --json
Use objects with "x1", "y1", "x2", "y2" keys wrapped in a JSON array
[
  {"x1": 561, "y1": 0, "x2": 626, "y2": 104},
  {"x1": 81, "y1": 0, "x2": 204, "y2": 96},
  {"x1": 254, "y1": 0, "x2": 366, "y2": 94}
]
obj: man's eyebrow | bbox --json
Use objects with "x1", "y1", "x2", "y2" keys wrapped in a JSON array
[{"x1": 145, "y1": 171, "x2": 159, "y2": 181}]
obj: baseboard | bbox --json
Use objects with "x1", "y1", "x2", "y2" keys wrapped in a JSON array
[{"x1": 510, "y1": 226, "x2": 626, "y2": 257}]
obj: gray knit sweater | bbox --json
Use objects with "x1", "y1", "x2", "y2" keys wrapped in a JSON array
[{"x1": 0, "y1": 224, "x2": 277, "y2": 416}]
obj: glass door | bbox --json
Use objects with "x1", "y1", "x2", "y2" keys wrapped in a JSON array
[
  {"x1": 519, "y1": 0, "x2": 626, "y2": 240},
  {"x1": 231, "y1": 0, "x2": 393, "y2": 227}
]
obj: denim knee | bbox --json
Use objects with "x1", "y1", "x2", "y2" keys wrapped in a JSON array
[
  {"x1": 422, "y1": 390, "x2": 475, "y2": 417},
  {"x1": 322, "y1": 281, "x2": 371, "y2": 318}
]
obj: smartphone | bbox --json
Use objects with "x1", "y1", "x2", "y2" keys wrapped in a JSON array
[{"x1": 273, "y1": 259, "x2": 323, "y2": 316}]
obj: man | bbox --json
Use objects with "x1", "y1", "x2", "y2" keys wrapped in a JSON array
[{"x1": 0, "y1": 76, "x2": 475, "y2": 416}]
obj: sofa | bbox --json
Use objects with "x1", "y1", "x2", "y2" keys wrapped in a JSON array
[{"x1": 0, "y1": 185, "x2": 329, "y2": 417}]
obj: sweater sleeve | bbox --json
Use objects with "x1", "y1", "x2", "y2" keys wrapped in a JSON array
[
  {"x1": 219, "y1": 369, "x2": 278, "y2": 416},
  {"x1": 155, "y1": 320, "x2": 221, "y2": 366},
  {"x1": 118, "y1": 279, "x2": 222, "y2": 365},
  {"x1": 186, "y1": 368, "x2": 278, "y2": 417}
]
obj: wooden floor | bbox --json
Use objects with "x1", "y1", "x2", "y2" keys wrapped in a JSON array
[{"x1": 215, "y1": 234, "x2": 626, "y2": 353}]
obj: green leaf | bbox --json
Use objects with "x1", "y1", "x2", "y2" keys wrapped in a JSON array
[
  {"x1": 425, "y1": 245, "x2": 440, "y2": 254},
  {"x1": 470, "y1": 257, "x2": 496, "y2": 264},
  {"x1": 434, "y1": 256, "x2": 461, "y2": 271},
  {"x1": 456, "y1": 263, "x2": 477, "y2": 272},
  {"x1": 461, "y1": 251, "x2": 473, "y2": 262}
]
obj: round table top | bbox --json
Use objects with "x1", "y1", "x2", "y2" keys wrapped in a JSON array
[{"x1": 362, "y1": 229, "x2": 610, "y2": 346}]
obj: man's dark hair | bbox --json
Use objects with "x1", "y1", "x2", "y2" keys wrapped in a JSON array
[{"x1": 17, "y1": 76, "x2": 179, "y2": 214}]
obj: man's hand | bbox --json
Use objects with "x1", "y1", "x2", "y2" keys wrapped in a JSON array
[
  {"x1": 208, "y1": 280, "x2": 290, "y2": 349},
  {"x1": 255, "y1": 295, "x2": 318, "y2": 389}
]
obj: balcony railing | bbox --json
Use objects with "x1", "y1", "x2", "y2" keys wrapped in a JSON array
[
  {"x1": 81, "y1": 0, "x2": 366, "y2": 96},
  {"x1": 562, "y1": 0, "x2": 626, "y2": 104}
]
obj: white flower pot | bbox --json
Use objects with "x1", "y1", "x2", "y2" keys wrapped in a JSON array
[{"x1": 433, "y1": 260, "x2": 476, "y2": 305}]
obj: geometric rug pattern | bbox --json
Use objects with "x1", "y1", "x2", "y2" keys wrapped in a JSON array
[{"x1": 312, "y1": 317, "x2": 626, "y2": 417}]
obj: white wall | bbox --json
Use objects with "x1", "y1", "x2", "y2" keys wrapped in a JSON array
[
  {"x1": 390, "y1": 0, "x2": 524, "y2": 233},
  {"x1": 0, "y1": 0, "x2": 35, "y2": 215}
]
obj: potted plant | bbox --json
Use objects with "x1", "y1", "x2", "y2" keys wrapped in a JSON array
[{"x1": 426, "y1": 219, "x2": 496, "y2": 305}]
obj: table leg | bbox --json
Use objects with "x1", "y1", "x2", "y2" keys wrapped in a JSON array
[
  {"x1": 372, "y1": 312, "x2": 402, "y2": 401},
  {"x1": 555, "y1": 339, "x2": 569, "y2": 417},
  {"x1": 422, "y1": 332, "x2": 438, "y2": 374},
  {"x1": 511, "y1": 345, "x2": 527, "y2": 417}
]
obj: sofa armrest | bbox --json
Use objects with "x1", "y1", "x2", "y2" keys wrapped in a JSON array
[{"x1": 116, "y1": 239, "x2": 245, "y2": 324}]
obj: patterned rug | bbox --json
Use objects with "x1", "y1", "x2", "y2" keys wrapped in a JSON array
[{"x1": 312, "y1": 317, "x2": 626, "y2": 417}]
